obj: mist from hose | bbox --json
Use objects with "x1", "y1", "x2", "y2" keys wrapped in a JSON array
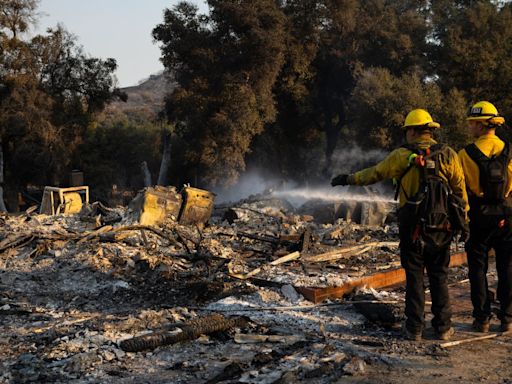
[
  {"x1": 214, "y1": 145, "x2": 393, "y2": 205},
  {"x1": 272, "y1": 186, "x2": 395, "y2": 208}
]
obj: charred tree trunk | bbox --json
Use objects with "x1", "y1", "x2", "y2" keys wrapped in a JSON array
[
  {"x1": 0, "y1": 139, "x2": 7, "y2": 212},
  {"x1": 157, "y1": 129, "x2": 172, "y2": 186},
  {"x1": 140, "y1": 161, "x2": 152, "y2": 187}
]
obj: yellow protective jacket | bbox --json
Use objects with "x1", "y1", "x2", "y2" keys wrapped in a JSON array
[
  {"x1": 351, "y1": 137, "x2": 469, "y2": 209},
  {"x1": 458, "y1": 133, "x2": 512, "y2": 199}
]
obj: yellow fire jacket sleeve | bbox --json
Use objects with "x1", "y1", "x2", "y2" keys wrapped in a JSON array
[
  {"x1": 353, "y1": 138, "x2": 468, "y2": 209},
  {"x1": 458, "y1": 133, "x2": 512, "y2": 198}
]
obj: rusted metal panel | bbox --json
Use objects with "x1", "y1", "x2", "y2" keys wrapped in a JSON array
[
  {"x1": 296, "y1": 252, "x2": 468, "y2": 304},
  {"x1": 178, "y1": 187, "x2": 215, "y2": 227},
  {"x1": 129, "y1": 186, "x2": 182, "y2": 226},
  {"x1": 39, "y1": 186, "x2": 89, "y2": 215}
]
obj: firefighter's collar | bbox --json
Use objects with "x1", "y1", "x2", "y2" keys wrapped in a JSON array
[
  {"x1": 411, "y1": 136, "x2": 437, "y2": 145},
  {"x1": 476, "y1": 133, "x2": 500, "y2": 142}
]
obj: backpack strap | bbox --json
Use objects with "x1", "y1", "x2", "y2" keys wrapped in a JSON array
[
  {"x1": 424, "y1": 143, "x2": 447, "y2": 178},
  {"x1": 394, "y1": 165, "x2": 413, "y2": 201},
  {"x1": 465, "y1": 141, "x2": 512, "y2": 164},
  {"x1": 465, "y1": 143, "x2": 488, "y2": 165},
  {"x1": 502, "y1": 141, "x2": 512, "y2": 161},
  {"x1": 394, "y1": 143, "x2": 421, "y2": 201}
]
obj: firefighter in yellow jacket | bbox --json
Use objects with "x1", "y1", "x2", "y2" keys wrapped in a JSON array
[
  {"x1": 332, "y1": 109, "x2": 468, "y2": 341},
  {"x1": 458, "y1": 101, "x2": 512, "y2": 333}
]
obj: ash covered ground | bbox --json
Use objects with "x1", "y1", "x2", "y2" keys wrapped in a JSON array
[{"x1": 0, "y1": 194, "x2": 511, "y2": 384}]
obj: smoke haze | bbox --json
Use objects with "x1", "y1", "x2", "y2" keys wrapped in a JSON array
[{"x1": 215, "y1": 145, "x2": 393, "y2": 205}]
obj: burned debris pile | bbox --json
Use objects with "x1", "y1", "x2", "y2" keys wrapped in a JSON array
[{"x1": 0, "y1": 185, "x2": 478, "y2": 383}]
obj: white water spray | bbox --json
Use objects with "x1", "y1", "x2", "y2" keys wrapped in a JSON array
[{"x1": 272, "y1": 187, "x2": 395, "y2": 207}]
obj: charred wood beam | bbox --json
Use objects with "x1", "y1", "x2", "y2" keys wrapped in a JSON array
[{"x1": 119, "y1": 313, "x2": 249, "y2": 352}]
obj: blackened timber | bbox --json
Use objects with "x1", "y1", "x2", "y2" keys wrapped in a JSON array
[{"x1": 119, "y1": 314, "x2": 248, "y2": 352}]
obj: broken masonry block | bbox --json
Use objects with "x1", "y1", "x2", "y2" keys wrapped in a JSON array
[{"x1": 351, "y1": 293, "x2": 404, "y2": 328}]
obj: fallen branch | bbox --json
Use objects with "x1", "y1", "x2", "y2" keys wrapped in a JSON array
[
  {"x1": 77, "y1": 225, "x2": 113, "y2": 244},
  {"x1": 33, "y1": 315, "x2": 100, "y2": 334},
  {"x1": 32, "y1": 314, "x2": 101, "y2": 345},
  {"x1": 229, "y1": 251, "x2": 300, "y2": 280},
  {"x1": 119, "y1": 313, "x2": 248, "y2": 352},
  {"x1": 304, "y1": 241, "x2": 399, "y2": 263},
  {"x1": 111, "y1": 225, "x2": 181, "y2": 247},
  {"x1": 0, "y1": 235, "x2": 35, "y2": 253},
  {"x1": 98, "y1": 231, "x2": 134, "y2": 243},
  {"x1": 439, "y1": 330, "x2": 512, "y2": 348}
]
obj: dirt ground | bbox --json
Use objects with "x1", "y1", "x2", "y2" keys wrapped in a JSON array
[{"x1": 1, "y1": 207, "x2": 511, "y2": 383}]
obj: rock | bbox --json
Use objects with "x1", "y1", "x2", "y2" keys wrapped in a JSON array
[
  {"x1": 305, "y1": 363, "x2": 335, "y2": 379},
  {"x1": 113, "y1": 348, "x2": 126, "y2": 359},
  {"x1": 11, "y1": 354, "x2": 42, "y2": 382},
  {"x1": 343, "y1": 357, "x2": 366, "y2": 376},
  {"x1": 111, "y1": 280, "x2": 130, "y2": 292},
  {"x1": 66, "y1": 351, "x2": 102, "y2": 373},
  {"x1": 319, "y1": 352, "x2": 346, "y2": 363},
  {"x1": 352, "y1": 293, "x2": 404, "y2": 328},
  {"x1": 280, "y1": 284, "x2": 301, "y2": 303},
  {"x1": 272, "y1": 370, "x2": 300, "y2": 383},
  {"x1": 102, "y1": 350, "x2": 116, "y2": 361}
]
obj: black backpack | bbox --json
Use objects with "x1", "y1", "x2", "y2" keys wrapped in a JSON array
[
  {"x1": 465, "y1": 141, "x2": 512, "y2": 226},
  {"x1": 396, "y1": 144, "x2": 468, "y2": 248}
]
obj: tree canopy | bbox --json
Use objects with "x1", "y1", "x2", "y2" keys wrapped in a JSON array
[
  {"x1": 4, "y1": 0, "x2": 512, "y2": 204},
  {"x1": 0, "y1": 0, "x2": 123, "y2": 199},
  {"x1": 154, "y1": 0, "x2": 510, "y2": 188}
]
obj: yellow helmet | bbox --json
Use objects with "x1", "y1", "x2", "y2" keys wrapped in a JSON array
[
  {"x1": 466, "y1": 101, "x2": 505, "y2": 126},
  {"x1": 402, "y1": 109, "x2": 440, "y2": 130}
]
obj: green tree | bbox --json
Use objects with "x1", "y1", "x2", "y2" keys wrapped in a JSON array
[
  {"x1": 350, "y1": 68, "x2": 471, "y2": 150},
  {"x1": 78, "y1": 118, "x2": 162, "y2": 200},
  {"x1": 153, "y1": 0, "x2": 287, "y2": 187},
  {"x1": 0, "y1": 0, "x2": 38, "y2": 39},
  {"x1": 249, "y1": 0, "x2": 324, "y2": 181},
  {"x1": 0, "y1": 0, "x2": 123, "y2": 209},
  {"x1": 431, "y1": 0, "x2": 512, "y2": 116},
  {"x1": 311, "y1": 0, "x2": 431, "y2": 171}
]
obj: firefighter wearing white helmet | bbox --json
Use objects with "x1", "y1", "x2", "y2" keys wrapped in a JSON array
[
  {"x1": 458, "y1": 101, "x2": 512, "y2": 333},
  {"x1": 331, "y1": 109, "x2": 468, "y2": 342}
]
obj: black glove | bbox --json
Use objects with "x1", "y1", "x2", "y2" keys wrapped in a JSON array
[{"x1": 331, "y1": 174, "x2": 350, "y2": 186}]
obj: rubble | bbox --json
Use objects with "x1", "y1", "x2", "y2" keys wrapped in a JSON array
[
  {"x1": 128, "y1": 185, "x2": 215, "y2": 228},
  {"x1": 128, "y1": 186, "x2": 182, "y2": 226},
  {"x1": 1, "y1": 188, "x2": 510, "y2": 383}
]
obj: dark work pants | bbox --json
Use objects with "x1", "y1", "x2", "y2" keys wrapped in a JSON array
[
  {"x1": 466, "y1": 222, "x2": 512, "y2": 324},
  {"x1": 399, "y1": 231, "x2": 452, "y2": 333}
]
